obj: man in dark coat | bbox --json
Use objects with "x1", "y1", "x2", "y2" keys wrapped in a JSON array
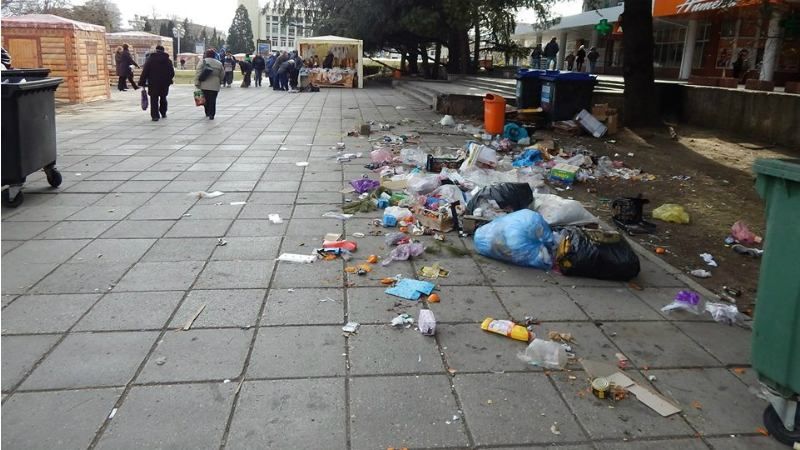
[
  {"x1": 239, "y1": 55, "x2": 253, "y2": 87},
  {"x1": 322, "y1": 50, "x2": 334, "y2": 69},
  {"x1": 252, "y1": 54, "x2": 266, "y2": 87},
  {"x1": 272, "y1": 51, "x2": 289, "y2": 91},
  {"x1": 138, "y1": 45, "x2": 175, "y2": 121},
  {"x1": 276, "y1": 59, "x2": 293, "y2": 91},
  {"x1": 265, "y1": 53, "x2": 276, "y2": 87},
  {"x1": 117, "y1": 43, "x2": 140, "y2": 90},
  {"x1": 543, "y1": 37, "x2": 559, "y2": 70}
]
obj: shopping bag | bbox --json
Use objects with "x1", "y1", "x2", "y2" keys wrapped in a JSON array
[
  {"x1": 193, "y1": 89, "x2": 205, "y2": 107},
  {"x1": 140, "y1": 88, "x2": 148, "y2": 110}
]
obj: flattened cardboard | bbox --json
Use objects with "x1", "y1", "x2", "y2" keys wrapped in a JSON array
[{"x1": 628, "y1": 384, "x2": 681, "y2": 417}]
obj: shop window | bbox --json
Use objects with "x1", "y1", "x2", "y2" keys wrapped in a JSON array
[
  {"x1": 693, "y1": 21, "x2": 711, "y2": 68},
  {"x1": 653, "y1": 25, "x2": 685, "y2": 68}
]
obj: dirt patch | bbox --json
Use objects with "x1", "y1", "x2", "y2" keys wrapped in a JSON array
[{"x1": 544, "y1": 124, "x2": 796, "y2": 315}]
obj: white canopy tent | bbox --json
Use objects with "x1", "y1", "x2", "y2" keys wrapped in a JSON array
[{"x1": 297, "y1": 35, "x2": 364, "y2": 88}]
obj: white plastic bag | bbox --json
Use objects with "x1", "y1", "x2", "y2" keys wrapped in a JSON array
[
  {"x1": 406, "y1": 174, "x2": 441, "y2": 195},
  {"x1": 400, "y1": 148, "x2": 427, "y2": 167},
  {"x1": 439, "y1": 115, "x2": 456, "y2": 126},
  {"x1": 430, "y1": 185, "x2": 466, "y2": 206},
  {"x1": 418, "y1": 309, "x2": 436, "y2": 336},
  {"x1": 532, "y1": 193, "x2": 598, "y2": 226}
]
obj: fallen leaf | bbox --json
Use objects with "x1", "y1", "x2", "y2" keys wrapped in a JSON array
[
  {"x1": 756, "y1": 426, "x2": 769, "y2": 436},
  {"x1": 733, "y1": 368, "x2": 747, "y2": 375},
  {"x1": 691, "y1": 400, "x2": 703, "y2": 410}
]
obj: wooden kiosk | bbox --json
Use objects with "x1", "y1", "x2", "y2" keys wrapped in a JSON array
[{"x1": 298, "y1": 35, "x2": 364, "y2": 88}]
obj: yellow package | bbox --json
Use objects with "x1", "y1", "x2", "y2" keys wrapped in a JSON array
[{"x1": 652, "y1": 204, "x2": 690, "y2": 224}]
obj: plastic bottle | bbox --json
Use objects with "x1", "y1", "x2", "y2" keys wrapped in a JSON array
[
  {"x1": 518, "y1": 339, "x2": 567, "y2": 369},
  {"x1": 480, "y1": 318, "x2": 531, "y2": 342}
]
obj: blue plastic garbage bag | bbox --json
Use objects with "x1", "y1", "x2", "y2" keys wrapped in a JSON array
[
  {"x1": 474, "y1": 209, "x2": 555, "y2": 269},
  {"x1": 512, "y1": 149, "x2": 543, "y2": 168},
  {"x1": 503, "y1": 123, "x2": 529, "y2": 142}
]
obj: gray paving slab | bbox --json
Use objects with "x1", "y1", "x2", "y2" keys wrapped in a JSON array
[
  {"x1": 262, "y1": 287, "x2": 343, "y2": 325},
  {"x1": 194, "y1": 260, "x2": 274, "y2": 289},
  {"x1": 565, "y1": 287, "x2": 664, "y2": 321},
  {"x1": 137, "y1": 328, "x2": 252, "y2": 383},
  {"x1": 350, "y1": 374, "x2": 469, "y2": 450},
  {"x1": 226, "y1": 378, "x2": 346, "y2": 449},
  {"x1": 20, "y1": 331, "x2": 158, "y2": 390},
  {"x1": 673, "y1": 321, "x2": 752, "y2": 365},
  {"x1": 95, "y1": 383, "x2": 235, "y2": 450},
  {"x1": 114, "y1": 260, "x2": 205, "y2": 292},
  {"x1": 2, "y1": 388, "x2": 122, "y2": 449},
  {"x1": 74, "y1": 291, "x2": 185, "y2": 331},
  {"x1": 1, "y1": 334, "x2": 61, "y2": 391},
  {"x1": 142, "y1": 237, "x2": 218, "y2": 262},
  {"x1": 498, "y1": 286, "x2": 590, "y2": 322},
  {"x1": 596, "y1": 439, "x2": 709, "y2": 449},
  {"x1": 1, "y1": 293, "x2": 100, "y2": 333},
  {"x1": 438, "y1": 323, "x2": 536, "y2": 373},
  {"x1": 248, "y1": 325, "x2": 345, "y2": 378},
  {"x1": 3, "y1": 238, "x2": 90, "y2": 264},
  {"x1": 169, "y1": 289, "x2": 265, "y2": 328},
  {"x1": 346, "y1": 286, "x2": 421, "y2": 324},
  {"x1": 706, "y1": 436, "x2": 788, "y2": 449},
  {"x1": 604, "y1": 322, "x2": 720, "y2": 368},
  {"x1": 349, "y1": 325, "x2": 444, "y2": 375},
  {"x1": 37, "y1": 220, "x2": 116, "y2": 239}
]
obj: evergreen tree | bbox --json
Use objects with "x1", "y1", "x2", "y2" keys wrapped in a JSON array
[
  {"x1": 159, "y1": 22, "x2": 169, "y2": 37},
  {"x1": 227, "y1": 4, "x2": 254, "y2": 53},
  {"x1": 180, "y1": 18, "x2": 194, "y2": 52},
  {"x1": 143, "y1": 16, "x2": 152, "y2": 32}
]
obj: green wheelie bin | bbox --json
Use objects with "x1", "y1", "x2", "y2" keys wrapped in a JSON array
[{"x1": 751, "y1": 158, "x2": 800, "y2": 446}]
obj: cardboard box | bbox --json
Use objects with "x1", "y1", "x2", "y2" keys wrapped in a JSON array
[
  {"x1": 591, "y1": 103, "x2": 609, "y2": 121},
  {"x1": 575, "y1": 109, "x2": 607, "y2": 138},
  {"x1": 549, "y1": 163, "x2": 580, "y2": 184},
  {"x1": 605, "y1": 113, "x2": 619, "y2": 135},
  {"x1": 461, "y1": 215, "x2": 492, "y2": 235},
  {"x1": 413, "y1": 206, "x2": 454, "y2": 232},
  {"x1": 552, "y1": 120, "x2": 581, "y2": 135}
]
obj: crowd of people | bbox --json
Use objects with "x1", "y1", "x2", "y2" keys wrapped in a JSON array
[{"x1": 529, "y1": 37, "x2": 600, "y2": 73}]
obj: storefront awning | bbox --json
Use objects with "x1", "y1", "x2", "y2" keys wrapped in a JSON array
[
  {"x1": 548, "y1": 5, "x2": 624, "y2": 31},
  {"x1": 653, "y1": 0, "x2": 782, "y2": 17}
]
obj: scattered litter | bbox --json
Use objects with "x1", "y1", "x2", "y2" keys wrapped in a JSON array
[
  {"x1": 581, "y1": 359, "x2": 681, "y2": 417},
  {"x1": 427, "y1": 293, "x2": 441, "y2": 303},
  {"x1": 391, "y1": 313, "x2": 414, "y2": 327},
  {"x1": 550, "y1": 422, "x2": 561, "y2": 435},
  {"x1": 342, "y1": 322, "x2": 360, "y2": 334},
  {"x1": 439, "y1": 115, "x2": 456, "y2": 127},
  {"x1": 324, "y1": 233, "x2": 342, "y2": 241},
  {"x1": 700, "y1": 253, "x2": 718, "y2": 267},
  {"x1": 223, "y1": 379, "x2": 231, "y2": 383},
  {"x1": 385, "y1": 278, "x2": 436, "y2": 300},
  {"x1": 418, "y1": 309, "x2": 436, "y2": 336},
  {"x1": 691, "y1": 400, "x2": 703, "y2": 410},
  {"x1": 481, "y1": 318, "x2": 531, "y2": 342},
  {"x1": 216, "y1": 238, "x2": 228, "y2": 247},
  {"x1": 705, "y1": 302, "x2": 748, "y2": 325},
  {"x1": 277, "y1": 253, "x2": 316, "y2": 263},
  {"x1": 108, "y1": 408, "x2": 118, "y2": 419},
  {"x1": 268, "y1": 214, "x2": 283, "y2": 224},
  {"x1": 189, "y1": 191, "x2": 224, "y2": 199},
  {"x1": 319, "y1": 297, "x2": 337, "y2": 303},
  {"x1": 419, "y1": 264, "x2": 449, "y2": 279},
  {"x1": 648, "y1": 375, "x2": 657, "y2": 382},
  {"x1": 229, "y1": 201, "x2": 246, "y2": 206},
  {"x1": 731, "y1": 244, "x2": 763, "y2": 258},
  {"x1": 689, "y1": 269, "x2": 712, "y2": 278},
  {"x1": 322, "y1": 212, "x2": 353, "y2": 220},
  {"x1": 182, "y1": 213, "x2": 192, "y2": 217},
  {"x1": 154, "y1": 356, "x2": 167, "y2": 365},
  {"x1": 662, "y1": 290, "x2": 703, "y2": 315},
  {"x1": 295, "y1": 161, "x2": 310, "y2": 167},
  {"x1": 652, "y1": 204, "x2": 690, "y2": 224},
  {"x1": 352, "y1": 232, "x2": 366, "y2": 238},
  {"x1": 547, "y1": 331, "x2": 575, "y2": 344},
  {"x1": 731, "y1": 220, "x2": 762, "y2": 245},
  {"x1": 519, "y1": 339, "x2": 567, "y2": 369},
  {"x1": 382, "y1": 242, "x2": 425, "y2": 266},
  {"x1": 182, "y1": 304, "x2": 206, "y2": 330}
]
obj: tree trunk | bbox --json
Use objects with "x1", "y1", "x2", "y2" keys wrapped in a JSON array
[
  {"x1": 473, "y1": 21, "x2": 481, "y2": 72},
  {"x1": 408, "y1": 47, "x2": 419, "y2": 74},
  {"x1": 622, "y1": 2, "x2": 658, "y2": 127},
  {"x1": 459, "y1": 28, "x2": 470, "y2": 74},
  {"x1": 420, "y1": 44, "x2": 430, "y2": 78},
  {"x1": 400, "y1": 52, "x2": 407, "y2": 73},
  {"x1": 434, "y1": 42, "x2": 442, "y2": 80}
]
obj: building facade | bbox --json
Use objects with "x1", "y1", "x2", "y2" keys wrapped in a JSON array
[
  {"x1": 238, "y1": 0, "x2": 316, "y2": 52},
  {"x1": 513, "y1": 0, "x2": 800, "y2": 86}
]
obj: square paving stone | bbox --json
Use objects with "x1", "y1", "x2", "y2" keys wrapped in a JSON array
[
  {"x1": 426, "y1": 286, "x2": 504, "y2": 323},
  {"x1": 1, "y1": 221, "x2": 56, "y2": 240},
  {"x1": 651, "y1": 368, "x2": 766, "y2": 435},
  {"x1": 706, "y1": 436, "x2": 789, "y2": 450},
  {"x1": 101, "y1": 219, "x2": 175, "y2": 238},
  {"x1": 2, "y1": 262, "x2": 60, "y2": 294},
  {"x1": 21, "y1": 331, "x2": 158, "y2": 390},
  {"x1": 498, "y1": 286, "x2": 590, "y2": 322},
  {"x1": 674, "y1": 321, "x2": 752, "y2": 365},
  {"x1": 2, "y1": 388, "x2": 122, "y2": 450},
  {"x1": 296, "y1": 192, "x2": 342, "y2": 204},
  {"x1": 247, "y1": 326, "x2": 345, "y2": 378},
  {"x1": 271, "y1": 260, "x2": 343, "y2": 288},
  {"x1": 75, "y1": 291, "x2": 185, "y2": 331},
  {"x1": 344, "y1": 260, "x2": 418, "y2": 288},
  {"x1": 350, "y1": 375, "x2": 469, "y2": 450},
  {"x1": 285, "y1": 218, "x2": 343, "y2": 236},
  {"x1": 70, "y1": 238, "x2": 155, "y2": 264},
  {"x1": 605, "y1": 322, "x2": 720, "y2": 368},
  {"x1": 138, "y1": 328, "x2": 253, "y2": 383},
  {"x1": 68, "y1": 205, "x2": 138, "y2": 221},
  {"x1": 6, "y1": 205, "x2": 83, "y2": 222},
  {"x1": 37, "y1": 220, "x2": 116, "y2": 239},
  {"x1": 262, "y1": 288, "x2": 343, "y2": 325},
  {"x1": 142, "y1": 237, "x2": 218, "y2": 262},
  {"x1": 237, "y1": 203, "x2": 293, "y2": 220},
  {"x1": 246, "y1": 192, "x2": 297, "y2": 204},
  {"x1": 456, "y1": 372, "x2": 586, "y2": 446},
  {"x1": 550, "y1": 370, "x2": 694, "y2": 440},
  {"x1": 346, "y1": 287, "x2": 421, "y2": 325},
  {"x1": 254, "y1": 180, "x2": 301, "y2": 192},
  {"x1": 226, "y1": 378, "x2": 346, "y2": 450},
  {"x1": 476, "y1": 257, "x2": 560, "y2": 287},
  {"x1": 169, "y1": 289, "x2": 265, "y2": 328},
  {"x1": 438, "y1": 323, "x2": 535, "y2": 373},
  {"x1": 227, "y1": 219, "x2": 288, "y2": 237},
  {"x1": 596, "y1": 438, "x2": 709, "y2": 450},
  {"x1": 2, "y1": 293, "x2": 100, "y2": 333},
  {"x1": 630, "y1": 258, "x2": 686, "y2": 288},
  {"x1": 165, "y1": 219, "x2": 232, "y2": 238},
  {"x1": 209, "y1": 180, "x2": 258, "y2": 192},
  {"x1": 128, "y1": 204, "x2": 192, "y2": 220},
  {"x1": 114, "y1": 180, "x2": 170, "y2": 193},
  {"x1": 184, "y1": 203, "x2": 243, "y2": 219},
  {"x1": 95, "y1": 383, "x2": 235, "y2": 450},
  {"x1": 566, "y1": 287, "x2": 663, "y2": 321},
  {"x1": 529, "y1": 322, "x2": 621, "y2": 367},
  {"x1": 210, "y1": 236, "x2": 281, "y2": 261},
  {"x1": 349, "y1": 325, "x2": 444, "y2": 375},
  {"x1": 114, "y1": 261, "x2": 205, "y2": 292},
  {"x1": 4, "y1": 239, "x2": 90, "y2": 264},
  {"x1": 194, "y1": 260, "x2": 274, "y2": 289},
  {"x1": 2, "y1": 334, "x2": 61, "y2": 390}
]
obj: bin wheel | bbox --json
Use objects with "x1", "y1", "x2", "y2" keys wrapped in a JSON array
[
  {"x1": 45, "y1": 168, "x2": 62, "y2": 188},
  {"x1": 2, "y1": 189, "x2": 24, "y2": 208},
  {"x1": 763, "y1": 404, "x2": 800, "y2": 446}
]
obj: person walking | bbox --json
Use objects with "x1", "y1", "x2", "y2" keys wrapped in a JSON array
[
  {"x1": 138, "y1": 45, "x2": 174, "y2": 122},
  {"x1": 565, "y1": 51, "x2": 575, "y2": 71},
  {"x1": 252, "y1": 53, "x2": 265, "y2": 86},
  {"x1": 530, "y1": 44, "x2": 543, "y2": 69},
  {"x1": 239, "y1": 54, "x2": 253, "y2": 87},
  {"x1": 576, "y1": 45, "x2": 586, "y2": 72},
  {"x1": 587, "y1": 47, "x2": 600, "y2": 74},
  {"x1": 223, "y1": 53, "x2": 236, "y2": 87},
  {"x1": 116, "y1": 43, "x2": 139, "y2": 91},
  {"x1": 195, "y1": 49, "x2": 225, "y2": 120},
  {"x1": 543, "y1": 37, "x2": 559, "y2": 70}
]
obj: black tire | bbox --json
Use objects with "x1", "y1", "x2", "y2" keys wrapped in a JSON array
[
  {"x1": 763, "y1": 404, "x2": 800, "y2": 446},
  {"x1": 2, "y1": 189, "x2": 24, "y2": 208},
  {"x1": 46, "y1": 168, "x2": 62, "y2": 187}
]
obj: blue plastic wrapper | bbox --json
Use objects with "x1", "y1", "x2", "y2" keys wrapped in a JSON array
[
  {"x1": 512, "y1": 149, "x2": 543, "y2": 168},
  {"x1": 474, "y1": 210, "x2": 555, "y2": 270}
]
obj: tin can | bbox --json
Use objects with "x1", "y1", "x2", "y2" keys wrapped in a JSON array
[{"x1": 591, "y1": 377, "x2": 610, "y2": 399}]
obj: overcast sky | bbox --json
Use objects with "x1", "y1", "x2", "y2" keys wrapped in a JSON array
[{"x1": 77, "y1": 0, "x2": 583, "y2": 33}]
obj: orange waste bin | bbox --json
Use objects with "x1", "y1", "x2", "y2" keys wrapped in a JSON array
[
  {"x1": 393, "y1": 70, "x2": 402, "y2": 79},
  {"x1": 483, "y1": 93, "x2": 506, "y2": 135}
]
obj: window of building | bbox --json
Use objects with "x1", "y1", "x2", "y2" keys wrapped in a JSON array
[
  {"x1": 280, "y1": 38, "x2": 286, "y2": 47},
  {"x1": 653, "y1": 25, "x2": 685, "y2": 68},
  {"x1": 288, "y1": 39, "x2": 294, "y2": 48},
  {"x1": 693, "y1": 21, "x2": 711, "y2": 68},
  {"x1": 86, "y1": 41, "x2": 98, "y2": 76},
  {"x1": 272, "y1": 38, "x2": 279, "y2": 47}
]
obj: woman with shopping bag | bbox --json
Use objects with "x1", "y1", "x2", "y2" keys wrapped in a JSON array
[{"x1": 195, "y1": 49, "x2": 225, "y2": 120}]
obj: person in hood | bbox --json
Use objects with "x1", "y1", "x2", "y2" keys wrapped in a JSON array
[
  {"x1": 138, "y1": 45, "x2": 175, "y2": 121},
  {"x1": 252, "y1": 53, "x2": 266, "y2": 87}
]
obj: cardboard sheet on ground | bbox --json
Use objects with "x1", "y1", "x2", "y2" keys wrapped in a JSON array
[
  {"x1": 581, "y1": 359, "x2": 681, "y2": 417},
  {"x1": 385, "y1": 279, "x2": 436, "y2": 300}
]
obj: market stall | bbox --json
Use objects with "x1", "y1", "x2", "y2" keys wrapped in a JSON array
[{"x1": 297, "y1": 35, "x2": 363, "y2": 88}]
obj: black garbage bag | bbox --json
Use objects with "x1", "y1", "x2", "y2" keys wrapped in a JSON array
[
  {"x1": 466, "y1": 182, "x2": 533, "y2": 215},
  {"x1": 556, "y1": 227, "x2": 640, "y2": 280}
]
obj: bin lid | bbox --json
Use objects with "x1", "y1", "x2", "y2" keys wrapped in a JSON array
[
  {"x1": 1, "y1": 77, "x2": 63, "y2": 96},
  {"x1": 753, "y1": 158, "x2": 800, "y2": 183},
  {"x1": 541, "y1": 72, "x2": 597, "y2": 82},
  {"x1": 1, "y1": 68, "x2": 51, "y2": 79}
]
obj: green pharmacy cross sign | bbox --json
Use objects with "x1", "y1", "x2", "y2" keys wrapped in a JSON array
[{"x1": 595, "y1": 19, "x2": 612, "y2": 36}]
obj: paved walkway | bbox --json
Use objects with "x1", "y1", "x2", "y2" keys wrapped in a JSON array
[{"x1": 1, "y1": 84, "x2": 776, "y2": 449}]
